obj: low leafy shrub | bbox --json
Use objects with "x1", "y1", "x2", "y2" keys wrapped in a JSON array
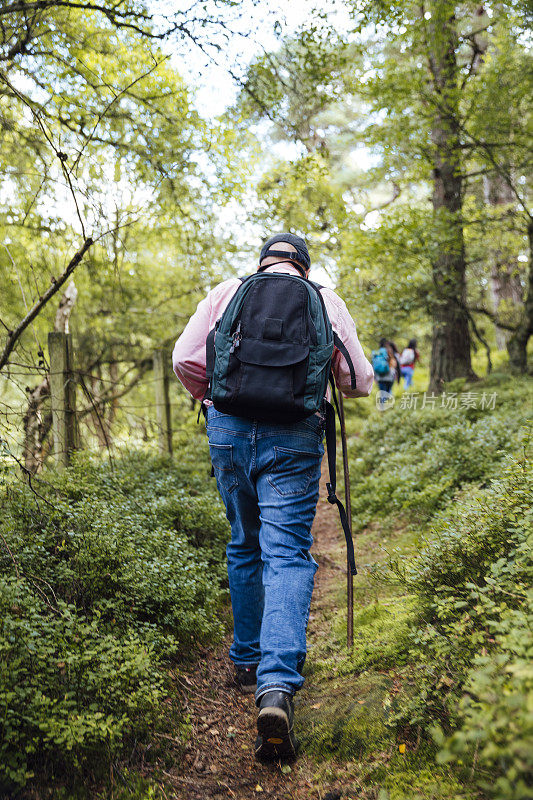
[
  {"x1": 348, "y1": 374, "x2": 531, "y2": 528},
  {"x1": 392, "y1": 454, "x2": 533, "y2": 798},
  {"x1": 435, "y1": 618, "x2": 533, "y2": 800},
  {"x1": 0, "y1": 577, "x2": 164, "y2": 789},
  {"x1": 3, "y1": 451, "x2": 228, "y2": 654},
  {"x1": 0, "y1": 450, "x2": 229, "y2": 792},
  {"x1": 333, "y1": 374, "x2": 532, "y2": 797}
]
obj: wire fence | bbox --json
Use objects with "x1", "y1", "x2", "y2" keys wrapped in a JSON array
[{"x1": 0, "y1": 333, "x2": 187, "y2": 475}]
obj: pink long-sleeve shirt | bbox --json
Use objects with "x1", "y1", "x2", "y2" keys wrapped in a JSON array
[{"x1": 172, "y1": 263, "x2": 373, "y2": 401}]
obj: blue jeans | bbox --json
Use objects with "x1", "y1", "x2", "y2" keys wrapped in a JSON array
[
  {"x1": 401, "y1": 365, "x2": 414, "y2": 388},
  {"x1": 205, "y1": 405, "x2": 324, "y2": 701},
  {"x1": 377, "y1": 379, "x2": 394, "y2": 404}
]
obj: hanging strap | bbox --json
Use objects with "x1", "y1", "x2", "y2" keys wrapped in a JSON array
[
  {"x1": 200, "y1": 325, "x2": 217, "y2": 440},
  {"x1": 199, "y1": 324, "x2": 218, "y2": 426},
  {"x1": 325, "y1": 375, "x2": 357, "y2": 576},
  {"x1": 205, "y1": 325, "x2": 216, "y2": 381}
]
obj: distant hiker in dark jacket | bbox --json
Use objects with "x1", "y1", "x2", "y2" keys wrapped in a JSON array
[
  {"x1": 389, "y1": 341, "x2": 402, "y2": 385},
  {"x1": 399, "y1": 338, "x2": 420, "y2": 389},
  {"x1": 172, "y1": 234, "x2": 373, "y2": 762}
]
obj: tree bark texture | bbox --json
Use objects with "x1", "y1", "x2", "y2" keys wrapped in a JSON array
[
  {"x1": 428, "y1": 6, "x2": 476, "y2": 392},
  {"x1": 483, "y1": 174, "x2": 524, "y2": 349},
  {"x1": 507, "y1": 220, "x2": 533, "y2": 371}
]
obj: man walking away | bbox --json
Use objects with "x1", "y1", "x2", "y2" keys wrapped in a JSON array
[{"x1": 172, "y1": 233, "x2": 373, "y2": 761}]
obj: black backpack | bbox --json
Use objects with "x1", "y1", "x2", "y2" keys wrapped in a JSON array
[{"x1": 206, "y1": 271, "x2": 333, "y2": 422}]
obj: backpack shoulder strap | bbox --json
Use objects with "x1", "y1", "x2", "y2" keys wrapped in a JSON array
[
  {"x1": 305, "y1": 280, "x2": 332, "y2": 334},
  {"x1": 308, "y1": 283, "x2": 357, "y2": 391},
  {"x1": 333, "y1": 332, "x2": 357, "y2": 391},
  {"x1": 325, "y1": 373, "x2": 357, "y2": 576}
]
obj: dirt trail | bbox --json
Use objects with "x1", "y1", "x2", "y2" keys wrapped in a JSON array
[{"x1": 159, "y1": 472, "x2": 349, "y2": 800}]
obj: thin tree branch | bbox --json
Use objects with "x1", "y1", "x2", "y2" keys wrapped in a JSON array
[
  {"x1": 0, "y1": 237, "x2": 93, "y2": 372},
  {"x1": 77, "y1": 358, "x2": 152, "y2": 418},
  {"x1": 468, "y1": 306, "x2": 519, "y2": 332},
  {"x1": 77, "y1": 372, "x2": 114, "y2": 466}
]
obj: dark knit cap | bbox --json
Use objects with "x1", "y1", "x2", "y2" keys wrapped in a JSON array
[{"x1": 259, "y1": 232, "x2": 310, "y2": 272}]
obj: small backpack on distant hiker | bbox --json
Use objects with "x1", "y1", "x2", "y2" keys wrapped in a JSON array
[
  {"x1": 400, "y1": 347, "x2": 415, "y2": 366},
  {"x1": 204, "y1": 262, "x2": 358, "y2": 575},
  {"x1": 371, "y1": 346, "x2": 390, "y2": 376}
]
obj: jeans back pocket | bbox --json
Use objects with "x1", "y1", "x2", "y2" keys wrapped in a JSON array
[
  {"x1": 267, "y1": 446, "x2": 321, "y2": 497},
  {"x1": 209, "y1": 443, "x2": 239, "y2": 493}
]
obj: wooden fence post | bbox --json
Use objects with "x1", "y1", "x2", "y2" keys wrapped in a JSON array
[
  {"x1": 153, "y1": 348, "x2": 173, "y2": 455},
  {"x1": 48, "y1": 331, "x2": 77, "y2": 467}
]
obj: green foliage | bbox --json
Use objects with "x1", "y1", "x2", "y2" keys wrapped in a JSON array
[
  {"x1": 0, "y1": 450, "x2": 228, "y2": 791},
  {"x1": 338, "y1": 202, "x2": 434, "y2": 343},
  {"x1": 298, "y1": 676, "x2": 390, "y2": 759},
  {"x1": 433, "y1": 641, "x2": 533, "y2": 800},
  {"x1": 253, "y1": 151, "x2": 349, "y2": 248},
  {"x1": 237, "y1": 3, "x2": 532, "y2": 362},
  {"x1": 349, "y1": 374, "x2": 531, "y2": 529},
  {"x1": 380, "y1": 766, "x2": 472, "y2": 800},
  {"x1": 0, "y1": 0, "x2": 243, "y2": 453},
  {"x1": 439, "y1": 645, "x2": 533, "y2": 800},
  {"x1": 0, "y1": 577, "x2": 165, "y2": 789},
  {"x1": 394, "y1": 454, "x2": 533, "y2": 797},
  {"x1": 309, "y1": 372, "x2": 533, "y2": 798}
]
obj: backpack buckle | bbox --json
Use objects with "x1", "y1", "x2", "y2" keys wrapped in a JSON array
[{"x1": 230, "y1": 322, "x2": 242, "y2": 354}]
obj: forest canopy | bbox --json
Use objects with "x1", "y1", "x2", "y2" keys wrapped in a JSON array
[{"x1": 1, "y1": 2, "x2": 531, "y2": 443}]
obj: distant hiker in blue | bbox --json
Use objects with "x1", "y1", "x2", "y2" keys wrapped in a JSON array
[
  {"x1": 399, "y1": 338, "x2": 420, "y2": 389},
  {"x1": 371, "y1": 338, "x2": 399, "y2": 403}
]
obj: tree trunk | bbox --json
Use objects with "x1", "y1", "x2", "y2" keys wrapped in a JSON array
[
  {"x1": 507, "y1": 220, "x2": 533, "y2": 371},
  {"x1": 22, "y1": 282, "x2": 78, "y2": 473},
  {"x1": 428, "y1": 6, "x2": 476, "y2": 393},
  {"x1": 483, "y1": 174, "x2": 524, "y2": 349},
  {"x1": 23, "y1": 379, "x2": 51, "y2": 473}
]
